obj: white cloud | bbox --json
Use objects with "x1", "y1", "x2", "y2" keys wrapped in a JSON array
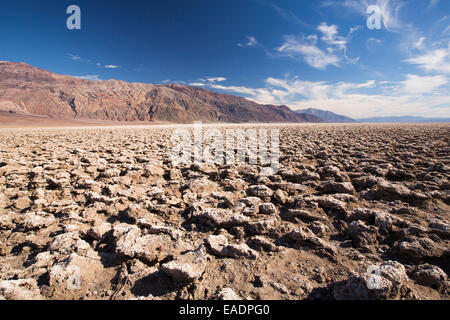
[
  {"x1": 277, "y1": 34, "x2": 340, "y2": 69},
  {"x1": 317, "y1": 23, "x2": 347, "y2": 49},
  {"x1": 104, "y1": 65, "x2": 120, "y2": 69},
  {"x1": 405, "y1": 47, "x2": 450, "y2": 74},
  {"x1": 205, "y1": 77, "x2": 227, "y2": 83},
  {"x1": 197, "y1": 74, "x2": 450, "y2": 118},
  {"x1": 75, "y1": 75, "x2": 102, "y2": 81},
  {"x1": 401, "y1": 74, "x2": 448, "y2": 94},
  {"x1": 190, "y1": 77, "x2": 227, "y2": 87},
  {"x1": 276, "y1": 21, "x2": 360, "y2": 69},
  {"x1": 318, "y1": 23, "x2": 338, "y2": 41},
  {"x1": 238, "y1": 36, "x2": 259, "y2": 48},
  {"x1": 264, "y1": 77, "x2": 331, "y2": 100},
  {"x1": 208, "y1": 84, "x2": 262, "y2": 96},
  {"x1": 357, "y1": 80, "x2": 377, "y2": 88},
  {"x1": 414, "y1": 37, "x2": 426, "y2": 49},
  {"x1": 68, "y1": 54, "x2": 122, "y2": 70},
  {"x1": 69, "y1": 54, "x2": 82, "y2": 61}
]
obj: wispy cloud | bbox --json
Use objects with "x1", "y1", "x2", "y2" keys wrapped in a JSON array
[
  {"x1": 414, "y1": 37, "x2": 426, "y2": 49},
  {"x1": 277, "y1": 34, "x2": 340, "y2": 69},
  {"x1": 204, "y1": 77, "x2": 227, "y2": 83},
  {"x1": 444, "y1": 25, "x2": 450, "y2": 36},
  {"x1": 405, "y1": 46, "x2": 450, "y2": 74},
  {"x1": 238, "y1": 36, "x2": 259, "y2": 48},
  {"x1": 68, "y1": 54, "x2": 82, "y2": 61},
  {"x1": 68, "y1": 54, "x2": 120, "y2": 69},
  {"x1": 162, "y1": 79, "x2": 187, "y2": 85},
  {"x1": 104, "y1": 65, "x2": 121, "y2": 69},
  {"x1": 68, "y1": 54, "x2": 94, "y2": 64},
  {"x1": 190, "y1": 76, "x2": 227, "y2": 86},
  {"x1": 321, "y1": 0, "x2": 450, "y2": 80},
  {"x1": 255, "y1": 1, "x2": 312, "y2": 29},
  {"x1": 429, "y1": 0, "x2": 440, "y2": 9},
  {"x1": 275, "y1": 22, "x2": 360, "y2": 70},
  {"x1": 75, "y1": 75, "x2": 102, "y2": 81},
  {"x1": 318, "y1": 23, "x2": 361, "y2": 63},
  {"x1": 401, "y1": 74, "x2": 448, "y2": 93},
  {"x1": 269, "y1": 3, "x2": 313, "y2": 29},
  {"x1": 321, "y1": 1, "x2": 450, "y2": 78},
  {"x1": 317, "y1": 23, "x2": 346, "y2": 49}
]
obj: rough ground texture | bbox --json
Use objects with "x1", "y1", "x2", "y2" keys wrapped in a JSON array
[{"x1": 0, "y1": 123, "x2": 449, "y2": 300}]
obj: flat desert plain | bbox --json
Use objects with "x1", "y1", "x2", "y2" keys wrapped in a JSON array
[
  {"x1": 0, "y1": 111, "x2": 169, "y2": 128},
  {"x1": 0, "y1": 123, "x2": 449, "y2": 300}
]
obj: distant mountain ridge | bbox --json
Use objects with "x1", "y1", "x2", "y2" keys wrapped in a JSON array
[
  {"x1": 297, "y1": 108, "x2": 450, "y2": 123},
  {"x1": 295, "y1": 108, "x2": 356, "y2": 123},
  {"x1": 0, "y1": 61, "x2": 322, "y2": 124},
  {"x1": 358, "y1": 116, "x2": 450, "y2": 123}
]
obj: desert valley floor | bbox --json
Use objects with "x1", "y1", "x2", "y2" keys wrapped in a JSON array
[{"x1": 0, "y1": 123, "x2": 449, "y2": 300}]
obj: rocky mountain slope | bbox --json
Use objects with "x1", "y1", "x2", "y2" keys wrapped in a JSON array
[{"x1": 0, "y1": 62, "x2": 322, "y2": 123}]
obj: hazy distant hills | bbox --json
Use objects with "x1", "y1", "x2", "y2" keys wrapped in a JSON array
[
  {"x1": 0, "y1": 61, "x2": 322, "y2": 124},
  {"x1": 297, "y1": 108, "x2": 449, "y2": 123},
  {"x1": 357, "y1": 116, "x2": 450, "y2": 123},
  {"x1": 296, "y1": 108, "x2": 357, "y2": 123}
]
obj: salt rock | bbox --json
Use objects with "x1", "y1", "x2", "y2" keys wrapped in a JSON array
[
  {"x1": 113, "y1": 223, "x2": 176, "y2": 263},
  {"x1": 49, "y1": 232, "x2": 93, "y2": 257},
  {"x1": 246, "y1": 185, "x2": 273, "y2": 200},
  {"x1": 321, "y1": 181, "x2": 355, "y2": 195},
  {"x1": 0, "y1": 279, "x2": 43, "y2": 300},
  {"x1": 49, "y1": 253, "x2": 104, "y2": 298},
  {"x1": 194, "y1": 208, "x2": 249, "y2": 228},
  {"x1": 410, "y1": 264, "x2": 448, "y2": 291},
  {"x1": 160, "y1": 245, "x2": 208, "y2": 283},
  {"x1": 22, "y1": 212, "x2": 56, "y2": 231},
  {"x1": 216, "y1": 287, "x2": 241, "y2": 300},
  {"x1": 258, "y1": 203, "x2": 277, "y2": 215},
  {"x1": 205, "y1": 235, "x2": 258, "y2": 259},
  {"x1": 333, "y1": 261, "x2": 410, "y2": 300}
]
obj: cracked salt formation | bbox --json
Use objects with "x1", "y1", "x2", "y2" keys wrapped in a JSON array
[{"x1": 0, "y1": 123, "x2": 448, "y2": 300}]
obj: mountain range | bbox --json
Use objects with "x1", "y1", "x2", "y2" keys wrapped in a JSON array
[
  {"x1": 357, "y1": 116, "x2": 450, "y2": 123},
  {"x1": 0, "y1": 61, "x2": 322, "y2": 124}
]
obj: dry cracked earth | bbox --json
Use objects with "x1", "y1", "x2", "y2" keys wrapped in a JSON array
[{"x1": 0, "y1": 123, "x2": 449, "y2": 300}]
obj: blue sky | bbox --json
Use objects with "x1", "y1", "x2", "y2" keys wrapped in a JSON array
[{"x1": 1, "y1": 0, "x2": 449, "y2": 118}]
